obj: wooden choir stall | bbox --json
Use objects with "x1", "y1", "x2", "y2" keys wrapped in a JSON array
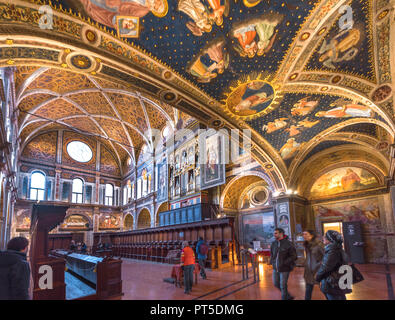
[
  {"x1": 29, "y1": 204, "x2": 70, "y2": 300},
  {"x1": 29, "y1": 204, "x2": 123, "y2": 300},
  {"x1": 93, "y1": 217, "x2": 237, "y2": 269}
]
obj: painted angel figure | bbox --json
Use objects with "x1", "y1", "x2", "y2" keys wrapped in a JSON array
[
  {"x1": 285, "y1": 125, "x2": 302, "y2": 137},
  {"x1": 178, "y1": 0, "x2": 212, "y2": 36},
  {"x1": 188, "y1": 38, "x2": 229, "y2": 82},
  {"x1": 255, "y1": 17, "x2": 281, "y2": 56},
  {"x1": 233, "y1": 24, "x2": 258, "y2": 58},
  {"x1": 203, "y1": 39, "x2": 229, "y2": 74},
  {"x1": 207, "y1": 0, "x2": 226, "y2": 26},
  {"x1": 262, "y1": 118, "x2": 288, "y2": 134},
  {"x1": 291, "y1": 96, "x2": 319, "y2": 116},
  {"x1": 178, "y1": 0, "x2": 228, "y2": 36},
  {"x1": 316, "y1": 102, "x2": 372, "y2": 118},
  {"x1": 318, "y1": 28, "x2": 361, "y2": 69},
  {"x1": 189, "y1": 57, "x2": 218, "y2": 83},
  {"x1": 297, "y1": 118, "x2": 320, "y2": 128},
  {"x1": 280, "y1": 138, "x2": 303, "y2": 160}
]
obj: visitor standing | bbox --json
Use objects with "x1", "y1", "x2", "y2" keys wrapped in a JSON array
[{"x1": 270, "y1": 228, "x2": 297, "y2": 300}]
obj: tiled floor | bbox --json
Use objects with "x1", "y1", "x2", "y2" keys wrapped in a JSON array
[{"x1": 120, "y1": 259, "x2": 394, "y2": 300}]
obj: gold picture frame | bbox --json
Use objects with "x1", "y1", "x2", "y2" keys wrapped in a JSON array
[{"x1": 116, "y1": 16, "x2": 140, "y2": 38}]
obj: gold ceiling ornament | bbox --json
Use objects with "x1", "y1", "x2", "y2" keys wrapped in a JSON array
[
  {"x1": 150, "y1": 0, "x2": 169, "y2": 18},
  {"x1": 81, "y1": 25, "x2": 101, "y2": 47},
  {"x1": 376, "y1": 9, "x2": 389, "y2": 21},
  {"x1": 242, "y1": 0, "x2": 263, "y2": 8},
  {"x1": 63, "y1": 52, "x2": 99, "y2": 74}
]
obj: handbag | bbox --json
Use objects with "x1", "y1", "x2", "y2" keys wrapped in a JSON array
[{"x1": 351, "y1": 264, "x2": 364, "y2": 284}]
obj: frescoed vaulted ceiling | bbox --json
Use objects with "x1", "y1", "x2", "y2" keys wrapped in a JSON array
[
  {"x1": 15, "y1": 66, "x2": 178, "y2": 166},
  {"x1": 1, "y1": 0, "x2": 394, "y2": 189}
]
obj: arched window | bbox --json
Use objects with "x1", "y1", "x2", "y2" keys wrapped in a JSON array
[
  {"x1": 72, "y1": 178, "x2": 84, "y2": 203},
  {"x1": 105, "y1": 183, "x2": 114, "y2": 206},
  {"x1": 30, "y1": 171, "x2": 45, "y2": 200}
]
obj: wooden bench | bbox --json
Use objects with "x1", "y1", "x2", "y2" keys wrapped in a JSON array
[{"x1": 164, "y1": 250, "x2": 180, "y2": 264}]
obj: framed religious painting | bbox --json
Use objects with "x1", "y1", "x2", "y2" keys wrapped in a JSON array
[
  {"x1": 156, "y1": 157, "x2": 168, "y2": 203},
  {"x1": 199, "y1": 130, "x2": 226, "y2": 190},
  {"x1": 116, "y1": 16, "x2": 140, "y2": 38}
]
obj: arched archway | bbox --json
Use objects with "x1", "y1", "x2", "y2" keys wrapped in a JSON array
[
  {"x1": 137, "y1": 208, "x2": 151, "y2": 229},
  {"x1": 124, "y1": 214, "x2": 134, "y2": 231},
  {"x1": 220, "y1": 174, "x2": 275, "y2": 249},
  {"x1": 155, "y1": 202, "x2": 168, "y2": 227}
]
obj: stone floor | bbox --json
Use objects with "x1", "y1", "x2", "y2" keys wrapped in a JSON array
[{"x1": 120, "y1": 259, "x2": 395, "y2": 300}]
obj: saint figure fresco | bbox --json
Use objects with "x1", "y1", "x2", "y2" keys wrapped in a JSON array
[
  {"x1": 178, "y1": 0, "x2": 229, "y2": 36},
  {"x1": 80, "y1": 0, "x2": 168, "y2": 30},
  {"x1": 232, "y1": 15, "x2": 282, "y2": 58}
]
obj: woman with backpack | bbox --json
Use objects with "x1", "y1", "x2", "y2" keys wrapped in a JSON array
[
  {"x1": 315, "y1": 230, "x2": 352, "y2": 300},
  {"x1": 196, "y1": 237, "x2": 208, "y2": 280}
]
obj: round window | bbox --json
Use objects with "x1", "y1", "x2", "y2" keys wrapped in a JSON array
[
  {"x1": 66, "y1": 141, "x2": 93, "y2": 163},
  {"x1": 249, "y1": 188, "x2": 268, "y2": 206}
]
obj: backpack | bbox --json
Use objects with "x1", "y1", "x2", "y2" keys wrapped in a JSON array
[{"x1": 199, "y1": 242, "x2": 209, "y2": 256}]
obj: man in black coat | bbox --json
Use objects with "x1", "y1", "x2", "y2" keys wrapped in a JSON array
[
  {"x1": 0, "y1": 237, "x2": 31, "y2": 300},
  {"x1": 270, "y1": 228, "x2": 297, "y2": 300}
]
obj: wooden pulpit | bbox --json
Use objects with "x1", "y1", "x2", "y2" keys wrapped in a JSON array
[{"x1": 29, "y1": 204, "x2": 69, "y2": 300}]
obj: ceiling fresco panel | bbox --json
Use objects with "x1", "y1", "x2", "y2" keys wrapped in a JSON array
[
  {"x1": 14, "y1": 65, "x2": 41, "y2": 93},
  {"x1": 27, "y1": 68, "x2": 96, "y2": 94},
  {"x1": 100, "y1": 145, "x2": 121, "y2": 177},
  {"x1": 247, "y1": 92, "x2": 381, "y2": 166},
  {"x1": 62, "y1": 117, "x2": 104, "y2": 136},
  {"x1": 95, "y1": 117, "x2": 131, "y2": 146},
  {"x1": 21, "y1": 131, "x2": 58, "y2": 163},
  {"x1": 68, "y1": 91, "x2": 118, "y2": 118},
  {"x1": 45, "y1": 0, "x2": 319, "y2": 100},
  {"x1": 305, "y1": 0, "x2": 376, "y2": 82},
  {"x1": 106, "y1": 92, "x2": 148, "y2": 131},
  {"x1": 34, "y1": 99, "x2": 86, "y2": 120}
]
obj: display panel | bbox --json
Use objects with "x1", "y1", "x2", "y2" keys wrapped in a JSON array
[{"x1": 242, "y1": 211, "x2": 275, "y2": 249}]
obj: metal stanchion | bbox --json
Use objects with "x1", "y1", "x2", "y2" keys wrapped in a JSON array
[
  {"x1": 241, "y1": 250, "x2": 245, "y2": 280},
  {"x1": 245, "y1": 251, "x2": 249, "y2": 279},
  {"x1": 256, "y1": 256, "x2": 260, "y2": 282}
]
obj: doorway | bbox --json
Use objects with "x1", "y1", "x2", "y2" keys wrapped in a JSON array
[{"x1": 322, "y1": 221, "x2": 343, "y2": 236}]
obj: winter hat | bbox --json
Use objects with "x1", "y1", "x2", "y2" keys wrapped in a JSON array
[{"x1": 325, "y1": 230, "x2": 343, "y2": 244}]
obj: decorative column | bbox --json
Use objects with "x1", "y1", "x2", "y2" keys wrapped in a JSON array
[
  {"x1": 56, "y1": 130, "x2": 63, "y2": 164},
  {"x1": 96, "y1": 141, "x2": 101, "y2": 172},
  {"x1": 95, "y1": 173, "x2": 100, "y2": 204},
  {"x1": 0, "y1": 178, "x2": 10, "y2": 250},
  {"x1": 93, "y1": 206, "x2": 100, "y2": 233},
  {"x1": 273, "y1": 196, "x2": 294, "y2": 239},
  {"x1": 54, "y1": 168, "x2": 61, "y2": 201}
]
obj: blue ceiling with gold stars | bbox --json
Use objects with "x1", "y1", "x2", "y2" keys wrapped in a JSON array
[
  {"x1": 305, "y1": 0, "x2": 375, "y2": 81},
  {"x1": 38, "y1": 0, "x2": 389, "y2": 168},
  {"x1": 52, "y1": 0, "x2": 319, "y2": 99}
]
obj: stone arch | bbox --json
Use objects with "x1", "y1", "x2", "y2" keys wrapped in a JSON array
[
  {"x1": 291, "y1": 145, "x2": 389, "y2": 199},
  {"x1": 123, "y1": 213, "x2": 134, "y2": 231},
  {"x1": 220, "y1": 171, "x2": 275, "y2": 210},
  {"x1": 137, "y1": 207, "x2": 151, "y2": 229},
  {"x1": 155, "y1": 202, "x2": 168, "y2": 227},
  {"x1": 63, "y1": 212, "x2": 92, "y2": 228}
]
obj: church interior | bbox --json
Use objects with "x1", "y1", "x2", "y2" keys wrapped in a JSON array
[{"x1": 0, "y1": 0, "x2": 395, "y2": 300}]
